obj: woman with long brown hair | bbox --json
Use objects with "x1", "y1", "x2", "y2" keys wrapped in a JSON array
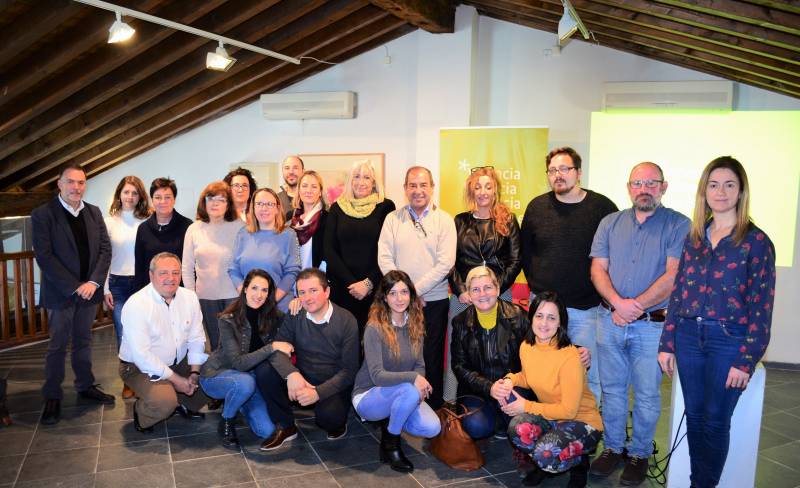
[{"x1": 351, "y1": 270, "x2": 440, "y2": 473}]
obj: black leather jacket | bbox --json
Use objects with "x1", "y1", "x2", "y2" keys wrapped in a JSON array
[
  {"x1": 449, "y1": 212, "x2": 522, "y2": 296},
  {"x1": 450, "y1": 300, "x2": 528, "y2": 398}
]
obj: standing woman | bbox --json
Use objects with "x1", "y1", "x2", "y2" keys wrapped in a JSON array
[
  {"x1": 229, "y1": 188, "x2": 300, "y2": 312},
  {"x1": 498, "y1": 292, "x2": 602, "y2": 487},
  {"x1": 658, "y1": 156, "x2": 775, "y2": 488},
  {"x1": 352, "y1": 270, "x2": 440, "y2": 473},
  {"x1": 182, "y1": 181, "x2": 244, "y2": 351},
  {"x1": 133, "y1": 177, "x2": 192, "y2": 291},
  {"x1": 288, "y1": 170, "x2": 327, "y2": 270},
  {"x1": 224, "y1": 167, "x2": 257, "y2": 223},
  {"x1": 104, "y1": 176, "x2": 152, "y2": 399},
  {"x1": 200, "y1": 269, "x2": 282, "y2": 449},
  {"x1": 325, "y1": 161, "x2": 395, "y2": 336}
]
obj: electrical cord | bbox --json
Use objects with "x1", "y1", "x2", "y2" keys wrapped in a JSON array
[{"x1": 647, "y1": 410, "x2": 687, "y2": 485}]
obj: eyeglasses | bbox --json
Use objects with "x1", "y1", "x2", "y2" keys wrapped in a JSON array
[
  {"x1": 628, "y1": 179, "x2": 663, "y2": 189},
  {"x1": 205, "y1": 196, "x2": 227, "y2": 204},
  {"x1": 471, "y1": 165, "x2": 495, "y2": 173},
  {"x1": 413, "y1": 220, "x2": 427, "y2": 238},
  {"x1": 230, "y1": 183, "x2": 248, "y2": 190},
  {"x1": 469, "y1": 284, "x2": 496, "y2": 295},
  {"x1": 546, "y1": 166, "x2": 576, "y2": 176},
  {"x1": 254, "y1": 201, "x2": 277, "y2": 209}
]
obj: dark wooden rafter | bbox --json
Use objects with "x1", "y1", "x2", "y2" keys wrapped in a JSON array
[
  {"x1": 31, "y1": 14, "x2": 414, "y2": 189},
  {"x1": 369, "y1": 0, "x2": 455, "y2": 32},
  {"x1": 0, "y1": 192, "x2": 54, "y2": 218},
  {"x1": 651, "y1": 0, "x2": 800, "y2": 36},
  {"x1": 0, "y1": 0, "x2": 371, "y2": 190}
]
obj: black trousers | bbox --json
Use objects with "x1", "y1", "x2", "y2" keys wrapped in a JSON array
[
  {"x1": 255, "y1": 361, "x2": 351, "y2": 432},
  {"x1": 43, "y1": 302, "x2": 97, "y2": 399},
  {"x1": 423, "y1": 298, "x2": 449, "y2": 410}
]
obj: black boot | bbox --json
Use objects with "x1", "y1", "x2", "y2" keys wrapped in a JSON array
[
  {"x1": 379, "y1": 421, "x2": 413, "y2": 473},
  {"x1": 566, "y1": 455, "x2": 590, "y2": 488},
  {"x1": 219, "y1": 417, "x2": 240, "y2": 450},
  {"x1": 522, "y1": 463, "x2": 547, "y2": 486}
]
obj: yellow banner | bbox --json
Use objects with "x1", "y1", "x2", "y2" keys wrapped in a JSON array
[{"x1": 439, "y1": 127, "x2": 550, "y2": 221}]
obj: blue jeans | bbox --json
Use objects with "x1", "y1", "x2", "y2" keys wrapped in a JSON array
[
  {"x1": 596, "y1": 309, "x2": 663, "y2": 458},
  {"x1": 108, "y1": 274, "x2": 136, "y2": 350},
  {"x1": 675, "y1": 317, "x2": 746, "y2": 488},
  {"x1": 200, "y1": 370, "x2": 275, "y2": 438},
  {"x1": 355, "y1": 383, "x2": 441, "y2": 437},
  {"x1": 461, "y1": 388, "x2": 535, "y2": 439},
  {"x1": 566, "y1": 306, "x2": 601, "y2": 404}
]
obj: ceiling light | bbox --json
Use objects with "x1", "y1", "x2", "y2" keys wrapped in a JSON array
[
  {"x1": 108, "y1": 11, "x2": 135, "y2": 43},
  {"x1": 206, "y1": 42, "x2": 236, "y2": 72},
  {"x1": 558, "y1": 0, "x2": 590, "y2": 46}
]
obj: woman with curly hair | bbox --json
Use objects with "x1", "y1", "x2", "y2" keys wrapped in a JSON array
[{"x1": 351, "y1": 270, "x2": 440, "y2": 473}]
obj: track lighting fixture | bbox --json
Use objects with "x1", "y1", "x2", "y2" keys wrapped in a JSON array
[
  {"x1": 206, "y1": 42, "x2": 237, "y2": 72},
  {"x1": 107, "y1": 11, "x2": 135, "y2": 43},
  {"x1": 558, "y1": 0, "x2": 590, "y2": 47}
]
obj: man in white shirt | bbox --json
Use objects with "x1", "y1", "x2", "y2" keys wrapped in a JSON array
[
  {"x1": 118, "y1": 252, "x2": 209, "y2": 432},
  {"x1": 378, "y1": 166, "x2": 456, "y2": 409}
]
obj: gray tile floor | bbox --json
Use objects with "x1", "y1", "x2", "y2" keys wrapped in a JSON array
[{"x1": 1, "y1": 326, "x2": 798, "y2": 487}]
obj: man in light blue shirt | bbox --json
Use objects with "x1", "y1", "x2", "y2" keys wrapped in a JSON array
[{"x1": 588, "y1": 162, "x2": 690, "y2": 486}]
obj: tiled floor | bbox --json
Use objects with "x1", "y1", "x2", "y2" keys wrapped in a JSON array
[{"x1": 1, "y1": 326, "x2": 798, "y2": 487}]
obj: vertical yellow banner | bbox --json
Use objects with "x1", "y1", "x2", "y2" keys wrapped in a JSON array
[{"x1": 439, "y1": 127, "x2": 550, "y2": 221}]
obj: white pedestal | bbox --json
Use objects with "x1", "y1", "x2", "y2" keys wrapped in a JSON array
[{"x1": 666, "y1": 363, "x2": 765, "y2": 488}]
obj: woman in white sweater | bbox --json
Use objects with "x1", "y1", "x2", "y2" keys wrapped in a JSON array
[
  {"x1": 104, "y1": 176, "x2": 152, "y2": 399},
  {"x1": 182, "y1": 181, "x2": 244, "y2": 351}
]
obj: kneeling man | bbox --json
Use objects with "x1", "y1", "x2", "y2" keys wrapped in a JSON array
[
  {"x1": 258, "y1": 268, "x2": 359, "y2": 450},
  {"x1": 118, "y1": 252, "x2": 210, "y2": 432}
]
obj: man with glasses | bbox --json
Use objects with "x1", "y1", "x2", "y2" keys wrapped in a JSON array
[
  {"x1": 277, "y1": 156, "x2": 304, "y2": 216},
  {"x1": 378, "y1": 166, "x2": 456, "y2": 409},
  {"x1": 520, "y1": 147, "x2": 617, "y2": 404},
  {"x1": 588, "y1": 162, "x2": 689, "y2": 486}
]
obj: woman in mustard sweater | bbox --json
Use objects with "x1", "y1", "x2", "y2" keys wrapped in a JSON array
[{"x1": 491, "y1": 291, "x2": 602, "y2": 488}]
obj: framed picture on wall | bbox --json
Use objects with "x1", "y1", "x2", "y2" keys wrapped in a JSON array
[{"x1": 298, "y1": 153, "x2": 385, "y2": 204}]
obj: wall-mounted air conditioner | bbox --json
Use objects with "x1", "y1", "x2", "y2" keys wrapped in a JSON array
[
  {"x1": 603, "y1": 81, "x2": 733, "y2": 111},
  {"x1": 260, "y1": 91, "x2": 356, "y2": 120}
]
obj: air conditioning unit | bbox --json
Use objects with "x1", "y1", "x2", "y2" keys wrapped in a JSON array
[
  {"x1": 260, "y1": 91, "x2": 356, "y2": 120},
  {"x1": 603, "y1": 81, "x2": 733, "y2": 111}
]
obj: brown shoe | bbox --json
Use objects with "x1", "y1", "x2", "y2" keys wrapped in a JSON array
[
  {"x1": 620, "y1": 456, "x2": 648, "y2": 486},
  {"x1": 259, "y1": 425, "x2": 298, "y2": 451},
  {"x1": 589, "y1": 448, "x2": 624, "y2": 477},
  {"x1": 122, "y1": 385, "x2": 135, "y2": 400}
]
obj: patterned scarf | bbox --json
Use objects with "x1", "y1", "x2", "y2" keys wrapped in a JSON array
[{"x1": 290, "y1": 202, "x2": 322, "y2": 245}]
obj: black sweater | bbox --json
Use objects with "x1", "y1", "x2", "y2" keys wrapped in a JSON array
[{"x1": 133, "y1": 210, "x2": 193, "y2": 291}]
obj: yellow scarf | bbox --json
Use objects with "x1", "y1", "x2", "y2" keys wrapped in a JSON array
[{"x1": 337, "y1": 193, "x2": 381, "y2": 218}]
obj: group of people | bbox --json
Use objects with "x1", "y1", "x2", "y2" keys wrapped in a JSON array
[{"x1": 30, "y1": 148, "x2": 775, "y2": 488}]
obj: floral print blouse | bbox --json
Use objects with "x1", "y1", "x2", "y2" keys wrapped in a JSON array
[{"x1": 659, "y1": 223, "x2": 776, "y2": 374}]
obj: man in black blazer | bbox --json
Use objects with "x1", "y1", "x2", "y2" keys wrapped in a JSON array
[{"x1": 32, "y1": 163, "x2": 115, "y2": 425}]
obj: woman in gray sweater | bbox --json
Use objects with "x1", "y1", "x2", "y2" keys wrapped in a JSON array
[{"x1": 351, "y1": 270, "x2": 441, "y2": 473}]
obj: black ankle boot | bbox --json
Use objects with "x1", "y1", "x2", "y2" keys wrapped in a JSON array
[
  {"x1": 522, "y1": 463, "x2": 547, "y2": 486},
  {"x1": 379, "y1": 422, "x2": 413, "y2": 473},
  {"x1": 220, "y1": 417, "x2": 240, "y2": 450},
  {"x1": 566, "y1": 455, "x2": 590, "y2": 488}
]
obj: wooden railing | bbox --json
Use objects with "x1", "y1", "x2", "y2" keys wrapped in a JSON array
[{"x1": 0, "y1": 251, "x2": 111, "y2": 350}]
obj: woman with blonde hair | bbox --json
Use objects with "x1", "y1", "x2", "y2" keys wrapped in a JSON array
[
  {"x1": 288, "y1": 170, "x2": 327, "y2": 270},
  {"x1": 182, "y1": 181, "x2": 244, "y2": 350},
  {"x1": 104, "y1": 175, "x2": 152, "y2": 398},
  {"x1": 658, "y1": 156, "x2": 775, "y2": 488},
  {"x1": 325, "y1": 160, "x2": 395, "y2": 337},
  {"x1": 352, "y1": 270, "x2": 440, "y2": 473},
  {"x1": 229, "y1": 188, "x2": 300, "y2": 312}
]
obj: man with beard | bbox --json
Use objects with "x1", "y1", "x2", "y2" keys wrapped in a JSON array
[
  {"x1": 588, "y1": 162, "x2": 689, "y2": 486},
  {"x1": 520, "y1": 147, "x2": 617, "y2": 403},
  {"x1": 277, "y1": 156, "x2": 304, "y2": 217}
]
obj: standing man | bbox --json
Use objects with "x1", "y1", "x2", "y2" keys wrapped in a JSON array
[
  {"x1": 378, "y1": 166, "x2": 456, "y2": 409},
  {"x1": 257, "y1": 268, "x2": 359, "y2": 450},
  {"x1": 119, "y1": 252, "x2": 209, "y2": 432},
  {"x1": 32, "y1": 163, "x2": 115, "y2": 425},
  {"x1": 277, "y1": 155, "x2": 304, "y2": 216},
  {"x1": 520, "y1": 147, "x2": 617, "y2": 402},
  {"x1": 588, "y1": 162, "x2": 690, "y2": 485}
]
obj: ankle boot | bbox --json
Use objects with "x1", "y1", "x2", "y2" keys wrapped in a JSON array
[
  {"x1": 522, "y1": 463, "x2": 547, "y2": 487},
  {"x1": 379, "y1": 422, "x2": 413, "y2": 473},
  {"x1": 566, "y1": 455, "x2": 590, "y2": 488},
  {"x1": 220, "y1": 417, "x2": 240, "y2": 450}
]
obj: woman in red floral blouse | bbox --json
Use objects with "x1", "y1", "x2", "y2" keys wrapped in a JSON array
[{"x1": 658, "y1": 156, "x2": 775, "y2": 488}]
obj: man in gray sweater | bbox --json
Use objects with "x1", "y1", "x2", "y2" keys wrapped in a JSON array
[{"x1": 257, "y1": 268, "x2": 359, "y2": 450}]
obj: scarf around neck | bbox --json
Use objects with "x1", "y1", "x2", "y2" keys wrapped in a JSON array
[
  {"x1": 291, "y1": 202, "x2": 322, "y2": 245},
  {"x1": 337, "y1": 193, "x2": 381, "y2": 218}
]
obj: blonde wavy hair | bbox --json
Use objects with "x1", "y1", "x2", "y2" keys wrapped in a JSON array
[{"x1": 464, "y1": 167, "x2": 513, "y2": 236}]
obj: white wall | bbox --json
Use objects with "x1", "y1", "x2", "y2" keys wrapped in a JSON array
[{"x1": 85, "y1": 6, "x2": 800, "y2": 363}]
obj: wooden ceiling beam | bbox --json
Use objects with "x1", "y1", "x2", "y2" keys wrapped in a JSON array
[
  {"x1": 741, "y1": 0, "x2": 800, "y2": 16},
  {"x1": 31, "y1": 16, "x2": 414, "y2": 188},
  {"x1": 652, "y1": 0, "x2": 800, "y2": 36},
  {"x1": 0, "y1": 0, "x2": 229, "y2": 139},
  {"x1": 0, "y1": 0, "x2": 84, "y2": 70},
  {"x1": 0, "y1": 192, "x2": 54, "y2": 219},
  {"x1": 2, "y1": 0, "x2": 373, "y2": 190},
  {"x1": 369, "y1": 0, "x2": 455, "y2": 32}
]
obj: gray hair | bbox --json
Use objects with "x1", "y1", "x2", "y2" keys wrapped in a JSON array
[{"x1": 149, "y1": 252, "x2": 181, "y2": 272}]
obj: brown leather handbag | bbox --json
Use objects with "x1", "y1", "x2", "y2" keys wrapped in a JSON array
[{"x1": 429, "y1": 397, "x2": 485, "y2": 471}]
